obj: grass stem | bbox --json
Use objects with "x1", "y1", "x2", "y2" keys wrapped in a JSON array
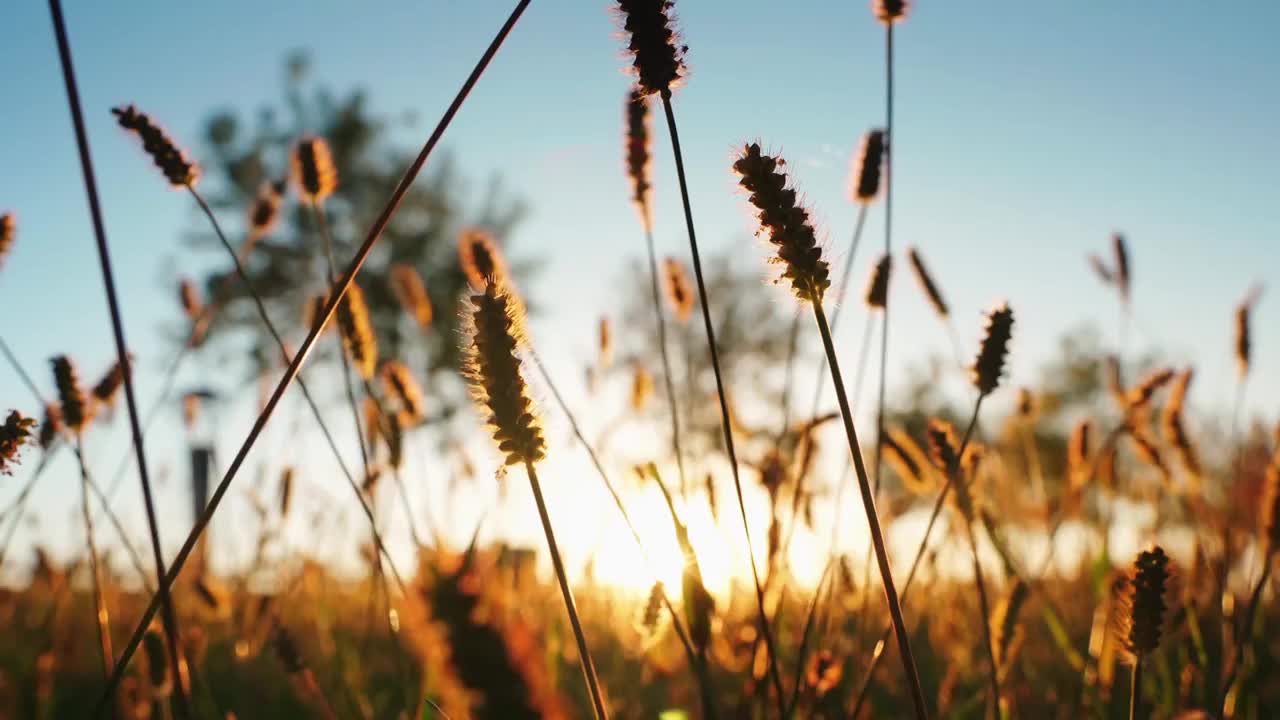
[
  {"x1": 47, "y1": 2, "x2": 190, "y2": 713},
  {"x1": 524, "y1": 461, "x2": 609, "y2": 720},
  {"x1": 812, "y1": 300, "x2": 926, "y2": 719},
  {"x1": 660, "y1": 88, "x2": 787, "y2": 717}
]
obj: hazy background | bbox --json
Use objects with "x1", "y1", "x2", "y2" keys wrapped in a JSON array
[{"x1": 2, "y1": 2, "x2": 1277, "y2": 587}]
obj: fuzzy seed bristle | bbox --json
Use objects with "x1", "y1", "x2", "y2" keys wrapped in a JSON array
[
  {"x1": 0, "y1": 411, "x2": 37, "y2": 476},
  {"x1": 1113, "y1": 546, "x2": 1171, "y2": 659},
  {"x1": 972, "y1": 303, "x2": 1014, "y2": 397},
  {"x1": 291, "y1": 136, "x2": 338, "y2": 203},
  {"x1": 1111, "y1": 232, "x2": 1130, "y2": 302},
  {"x1": 335, "y1": 283, "x2": 378, "y2": 380},
  {"x1": 465, "y1": 280, "x2": 546, "y2": 467},
  {"x1": 458, "y1": 228, "x2": 508, "y2": 292},
  {"x1": 50, "y1": 355, "x2": 92, "y2": 433},
  {"x1": 1126, "y1": 368, "x2": 1175, "y2": 411},
  {"x1": 663, "y1": 256, "x2": 695, "y2": 322},
  {"x1": 1234, "y1": 302, "x2": 1251, "y2": 379},
  {"x1": 624, "y1": 88, "x2": 654, "y2": 230},
  {"x1": 38, "y1": 404, "x2": 61, "y2": 449},
  {"x1": 179, "y1": 278, "x2": 203, "y2": 320},
  {"x1": 0, "y1": 212, "x2": 15, "y2": 271},
  {"x1": 382, "y1": 361, "x2": 425, "y2": 421},
  {"x1": 112, "y1": 105, "x2": 200, "y2": 187},
  {"x1": 850, "y1": 130, "x2": 886, "y2": 203},
  {"x1": 734, "y1": 143, "x2": 831, "y2": 304},
  {"x1": 389, "y1": 263, "x2": 433, "y2": 329},
  {"x1": 872, "y1": 0, "x2": 910, "y2": 24},
  {"x1": 615, "y1": 0, "x2": 686, "y2": 96},
  {"x1": 906, "y1": 246, "x2": 947, "y2": 317},
  {"x1": 864, "y1": 253, "x2": 892, "y2": 309}
]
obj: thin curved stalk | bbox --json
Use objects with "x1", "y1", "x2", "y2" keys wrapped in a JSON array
[
  {"x1": 1129, "y1": 657, "x2": 1143, "y2": 720},
  {"x1": 187, "y1": 187, "x2": 404, "y2": 591},
  {"x1": 524, "y1": 461, "x2": 609, "y2": 720},
  {"x1": 643, "y1": 228, "x2": 690, "y2": 497},
  {"x1": 1219, "y1": 558, "x2": 1273, "y2": 711},
  {"x1": 91, "y1": 4, "x2": 529, "y2": 710},
  {"x1": 871, "y1": 24, "x2": 896, "y2": 501},
  {"x1": 812, "y1": 301, "x2": 926, "y2": 719},
  {"x1": 961, "y1": 513, "x2": 1000, "y2": 718},
  {"x1": 787, "y1": 558, "x2": 834, "y2": 716},
  {"x1": 849, "y1": 399, "x2": 984, "y2": 719},
  {"x1": 660, "y1": 88, "x2": 787, "y2": 717},
  {"x1": 47, "y1": 2, "x2": 189, "y2": 713},
  {"x1": 75, "y1": 437, "x2": 115, "y2": 690}
]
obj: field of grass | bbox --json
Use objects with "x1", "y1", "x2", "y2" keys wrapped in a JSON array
[{"x1": 1, "y1": 1, "x2": 1277, "y2": 719}]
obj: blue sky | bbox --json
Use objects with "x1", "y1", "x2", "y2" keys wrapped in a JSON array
[{"x1": 2, "y1": 2, "x2": 1277, "y2": 583}]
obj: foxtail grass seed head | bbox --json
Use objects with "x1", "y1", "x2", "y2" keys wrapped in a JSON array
[
  {"x1": 382, "y1": 361, "x2": 425, "y2": 421},
  {"x1": 625, "y1": 88, "x2": 654, "y2": 230},
  {"x1": 1069, "y1": 420, "x2": 1091, "y2": 488},
  {"x1": 663, "y1": 256, "x2": 695, "y2": 322},
  {"x1": 598, "y1": 316, "x2": 612, "y2": 370},
  {"x1": 615, "y1": 0, "x2": 686, "y2": 96},
  {"x1": 1162, "y1": 369, "x2": 1200, "y2": 478},
  {"x1": 458, "y1": 228, "x2": 507, "y2": 292},
  {"x1": 1015, "y1": 388, "x2": 1038, "y2": 422},
  {"x1": 907, "y1": 246, "x2": 948, "y2": 317},
  {"x1": 143, "y1": 628, "x2": 173, "y2": 695},
  {"x1": 389, "y1": 263, "x2": 433, "y2": 329},
  {"x1": 631, "y1": 365, "x2": 654, "y2": 412},
  {"x1": 0, "y1": 411, "x2": 37, "y2": 476},
  {"x1": 1111, "y1": 232, "x2": 1130, "y2": 302},
  {"x1": 91, "y1": 356, "x2": 130, "y2": 408},
  {"x1": 1235, "y1": 302, "x2": 1251, "y2": 379},
  {"x1": 38, "y1": 404, "x2": 61, "y2": 449},
  {"x1": 0, "y1": 212, "x2": 14, "y2": 271},
  {"x1": 1128, "y1": 429, "x2": 1168, "y2": 479},
  {"x1": 112, "y1": 105, "x2": 200, "y2": 187},
  {"x1": 864, "y1": 253, "x2": 892, "y2": 309},
  {"x1": 336, "y1": 283, "x2": 378, "y2": 380},
  {"x1": 50, "y1": 355, "x2": 92, "y2": 434},
  {"x1": 733, "y1": 143, "x2": 831, "y2": 304},
  {"x1": 279, "y1": 467, "x2": 294, "y2": 518},
  {"x1": 972, "y1": 303, "x2": 1014, "y2": 397},
  {"x1": 1165, "y1": 367, "x2": 1192, "y2": 418},
  {"x1": 883, "y1": 428, "x2": 934, "y2": 494},
  {"x1": 465, "y1": 280, "x2": 546, "y2": 467},
  {"x1": 991, "y1": 578, "x2": 1029, "y2": 670},
  {"x1": 291, "y1": 136, "x2": 337, "y2": 203},
  {"x1": 1113, "y1": 546, "x2": 1171, "y2": 660},
  {"x1": 873, "y1": 0, "x2": 910, "y2": 25},
  {"x1": 247, "y1": 180, "x2": 285, "y2": 237},
  {"x1": 640, "y1": 581, "x2": 664, "y2": 636},
  {"x1": 179, "y1": 278, "x2": 203, "y2": 320},
  {"x1": 849, "y1": 129, "x2": 886, "y2": 204},
  {"x1": 1104, "y1": 354, "x2": 1125, "y2": 405},
  {"x1": 927, "y1": 418, "x2": 972, "y2": 517},
  {"x1": 1262, "y1": 459, "x2": 1280, "y2": 556},
  {"x1": 304, "y1": 292, "x2": 331, "y2": 336},
  {"x1": 272, "y1": 626, "x2": 306, "y2": 674},
  {"x1": 1088, "y1": 254, "x2": 1115, "y2": 286},
  {"x1": 1126, "y1": 368, "x2": 1175, "y2": 412},
  {"x1": 386, "y1": 410, "x2": 406, "y2": 470}
]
